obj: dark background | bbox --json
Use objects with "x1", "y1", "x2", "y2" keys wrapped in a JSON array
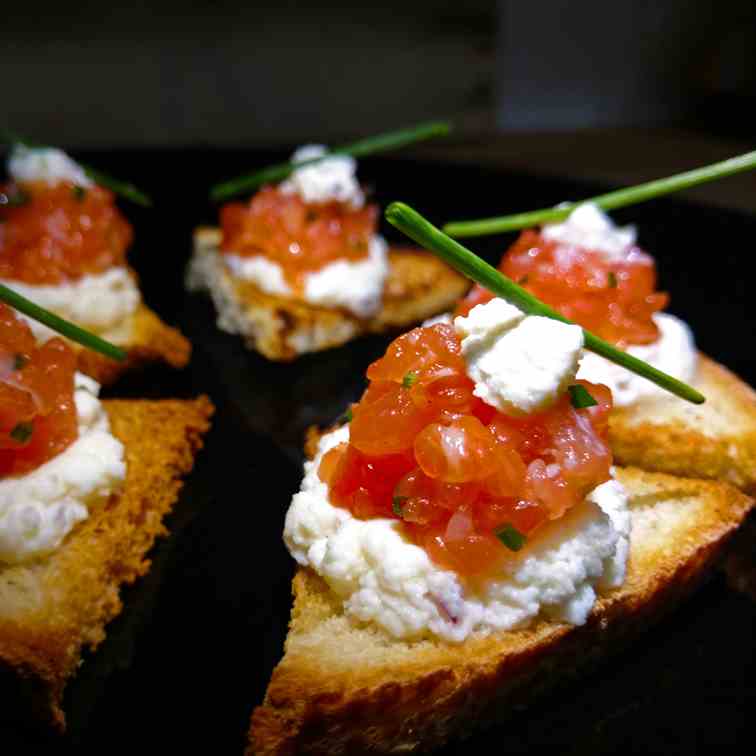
[
  {"x1": 3, "y1": 0, "x2": 756, "y2": 144},
  {"x1": 2, "y1": 2, "x2": 756, "y2": 754}
]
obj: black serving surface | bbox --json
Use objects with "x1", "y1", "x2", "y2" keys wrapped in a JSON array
[{"x1": 2, "y1": 149, "x2": 755, "y2": 755}]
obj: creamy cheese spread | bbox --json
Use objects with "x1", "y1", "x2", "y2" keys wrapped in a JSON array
[
  {"x1": 279, "y1": 144, "x2": 365, "y2": 208},
  {"x1": 0, "y1": 373, "x2": 126, "y2": 564},
  {"x1": 224, "y1": 235, "x2": 389, "y2": 319},
  {"x1": 8, "y1": 145, "x2": 93, "y2": 188},
  {"x1": 454, "y1": 298, "x2": 584, "y2": 417},
  {"x1": 284, "y1": 426, "x2": 630, "y2": 642},
  {"x1": 1, "y1": 267, "x2": 140, "y2": 344},
  {"x1": 577, "y1": 313, "x2": 697, "y2": 407},
  {"x1": 541, "y1": 202, "x2": 636, "y2": 261}
]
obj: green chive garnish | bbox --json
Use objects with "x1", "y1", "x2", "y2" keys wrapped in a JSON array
[
  {"x1": 10, "y1": 421, "x2": 34, "y2": 444},
  {"x1": 2, "y1": 133, "x2": 152, "y2": 207},
  {"x1": 0, "y1": 284, "x2": 126, "y2": 361},
  {"x1": 607, "y1": 271, "x2": 618, "y2": 288},
  {"x1": 337, "y1": 407, "x2": 353, "y2": 425},
  {"x1": 392, "y1": 496, "x2": 407, "y2": 518},
  {"x1": 13, "y1": 353, "x2": 28, "y2": 370},
  {"x1": 402, "y1": 371, "x2": 418, "y2": 389},
  {"x1": 494, "y1": 523, "x2": 526, "y2": 552},
  {"x1": 72, "y1": 185, "x2": 87, "y2": 201},
  {"x1": 209, "y1": 120, "x2": 452, "y2": 202},
  {"x1": 80, "y1": 164, "x2": 152, "y2": 207},
  {"x1": 568, "y1": 384, "x2": 598, "y2": 409},
  {"x1": 385, "y1": 202, "x2": 704, "y2": 406},
  {"x1": 443, "y1": 149, "x2": 756, "y2": 238}
]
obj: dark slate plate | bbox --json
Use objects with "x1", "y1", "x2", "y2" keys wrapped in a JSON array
[{"x1": 2, "y1": 149, "x2": 755, "y2": 755}]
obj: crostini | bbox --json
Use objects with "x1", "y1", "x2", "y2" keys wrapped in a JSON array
[
  {"x1": 250, "y1": 300, "x2": 754, "y2": 754},
  {"x1": 0, "y1": 144, "x2": 191, "y2": 383},
  {"x1": 452, "y1": 203, "x2": 756, "y2": 492},
  {"x1": 187, "y1": 146, "x2": 468, "y2": 361},
  {"x1": 0, "y1": 303, "x2": 211, "y2": 729}
]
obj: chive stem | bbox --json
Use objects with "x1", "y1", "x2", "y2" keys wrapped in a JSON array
[
  {"x1": 0, "y1": 284, "x2": 126, "y2": 361},
  {"x1": 2, "y1": 132, "x2": 152, "y2": 207},
  {"x1": 210, "y1": 120, "x2": 452, "y2": 202},
  {"x1": 385, "y1": 202, "x2": 704, "y2": 405},
  {"x1": 442, "y1": 149, "x2": 756, "y2": 238},
  {"x1": 81, "y1": 165, "x2": 152, "y2": 207}
]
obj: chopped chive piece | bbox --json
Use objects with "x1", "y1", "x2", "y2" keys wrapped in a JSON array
[
  {"x1": 72, "y1": 185, "x2": 87, "y2": 201},
  {"x1": 607, "y1": 271, "x2": 618, "y2": 288},
  {"x1": 443, "y1": 149, "x2": 756, "y2": 238},
  {"x1": 568, "y1": 384, "x2": 598, "y2": 409},
  {"x1": 0, "y1": 284, "x2": 126, "y2": 361},
  {"x1": 13, "y1": 353, "x2": 28, "y2": 370},
  {"x1": 210, "y1": 120, "x2": 452, "y2": 202},
  {"x1": 10, "y1": 421, "x2": 34, "y2": 443},
  {"x1": 494, "y1": 523, "x2": 526, "y2": 552},
  {"x1": 337, "y1": 407, "x2": 353, "y2": 425},
  {"x1": 402, "y1": 371, "x2": 418, "y2": 388},
  {"x1": 392, "y1": 496, "x2": 408, "y2": 517},
  {"x1": 384, "y1": 202, "x2": 705, "y2": 405}
]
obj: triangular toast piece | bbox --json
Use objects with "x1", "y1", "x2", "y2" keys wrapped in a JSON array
[
  {"x1": 610, "y1": 355, "x2": 756, "y2": 492},
  {"x1": 187, "y1": 227, "x2": 469, "y2": 361},
  {"x1": 75, "y1": 303, "x2": 192, "y2": 385},
  {"x1": 0, "y1": 397, "x2": 213, "y2": 730},
  {"x1": 249, "y1": 467, "x2": 753, "y2": 755}
]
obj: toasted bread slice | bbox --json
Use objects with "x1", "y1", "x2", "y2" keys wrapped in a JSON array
[
  {"x1": 0, "y1": 396, "x2": 213, "y2": 731},
  {"x1": 186, "y1": 227, "x2": 469, "y2": 361},
  {"x1": 249, "y1": 467, "x2": 753, "y2": 755},
  {"x1": 610, "y1": 355, "x2": 756, "y2": 492},
  {"x1": 74, "y1": 303, "x2": 192, "y2": 385}
]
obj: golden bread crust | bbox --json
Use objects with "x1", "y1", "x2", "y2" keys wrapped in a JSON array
[
  {"x1": 187, "y1": 227, "x2": 469, "y2": 361},
  {"x1": 249, "y1": 468, "x2": 754, "y2": 755},
  {"x1": 0, "y1": 396, "x2": 213, "y2": 730},
  {"x1": 610, "y1": 355, "x2": 756, "y2": 491},
  {"x1": 75, "y1": 303, "x2": 192, "y2": 385}
]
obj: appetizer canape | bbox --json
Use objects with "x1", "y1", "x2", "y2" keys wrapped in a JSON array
[
  {"x1": 448, "y1": 202, "x2": 756, "y2": 493},
  {"x1": 0, "y1": 300, "x2": 211, "y2": 729},
  {"x1": 1, "y1": 142, "x2": 191, "y2": 384},
  {"x1": 187, "y1": 126, "x2": 468, "y2": 361},
  {"x1": 250, "y1": 295, "x2": 753, "y2": 754}
]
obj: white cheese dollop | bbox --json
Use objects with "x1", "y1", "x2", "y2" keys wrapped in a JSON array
[
  {"x1": 7, "y1": 145, "x2": 93, "y2": 188},
  {"x1": 302, "y1": 235, "x2": 389, "y2": 317},
  {"x1": 224, "y1": 235, "x2": 389, "y2": 319},
  {"x1": 279, "y1": 144, "x2": 365, "y2": 208},
  {"x1": 577, "y1": 313, "x2": 697, "y2": 407},
  {"x1": 0, "y1": 268, "x2": 140, "y2": 344},
  {"x1": 223, "y1": 254, "x2": 291, "y2": 297},
  {"x1": 284, "y1": 426, "x2": 630, "y2": 642},
  {"x1": 0, "y1": 373, "x2": 126, "y2": 564},
  {"x1": 454, "y1": 298, "x2": 584, "y2": 417},
  {"x1": 541, "y1": 202, "x2": 636, "y2": 261}
]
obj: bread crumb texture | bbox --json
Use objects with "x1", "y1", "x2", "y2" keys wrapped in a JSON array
[
  {"x1": 610, "y1": 355, "x2": 756, "y2": 492},
  {"x1": 76, "y1": 304, "x2": 192, "y2": 385},
  {"x1": 249, "y1": 468, "x2": 753, "y2": 755},
  {"x1": 187, "y1": 227, "x2": 469, "y2": 361},
  {"x1": 0, "y1": 396, "x2": 213, "y2": 730}
]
